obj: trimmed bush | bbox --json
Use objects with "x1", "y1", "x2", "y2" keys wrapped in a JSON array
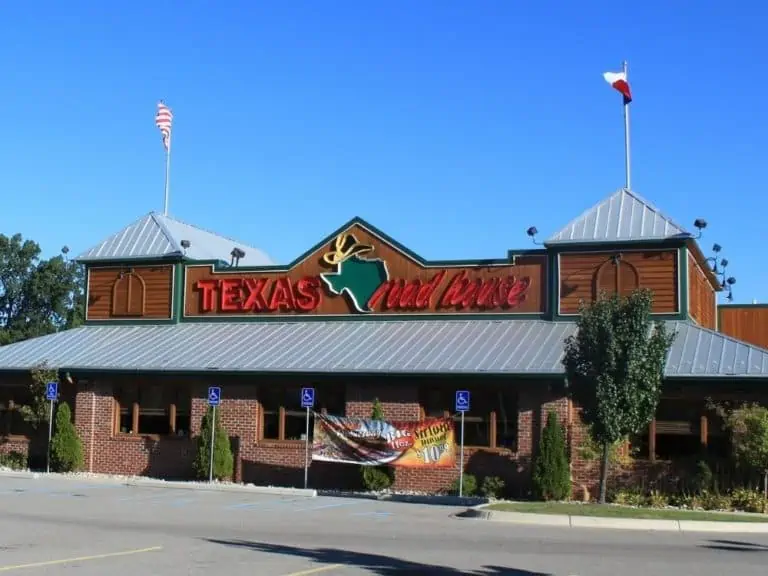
[
  {"x1": 361, "y1": 398, "x2": 394, "y2": 492},
  {"x1": 0, "y1": 450, "x2": 27, "y2": 470},
  {"x1": 50, "y1": 402, "x2": 84, "y2": 472},
  {"x1": 532, "y1": 411, "x2": 570, "y2": 501},
  {"x1": 481, "y1": 476, "x2": 505, "y2": 499},
  {"x1": 194, "y1": 407, "x2": 234, "y2": 481},
  {"x1": 449, "y1": 473, "x2": 477, "y2": 496}
]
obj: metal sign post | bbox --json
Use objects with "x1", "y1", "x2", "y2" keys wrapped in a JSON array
[
  {"x1": 301, "y1": 387, "x2": 315, "y2": 489},
  {"x1": 45, "y1": 382, "x2": 58, "y2": 474},
  {"x1": 455, "y1": 390, "x2": 470, "y2": 498},
  {"x1": 207, "y1": 386, "x2": 221, "y2": 483}
]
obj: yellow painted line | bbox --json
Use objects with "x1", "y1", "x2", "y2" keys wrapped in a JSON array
[
  {"x1": 0, "y1": 546, "x2": 163, "y2": 572},
  {"x1": 283, "y1": 564, "x2": 344, "y2": 576}
]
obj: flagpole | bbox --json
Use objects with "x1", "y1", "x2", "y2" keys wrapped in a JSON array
[
  {"x1": 163, "y1": 134, "x2": 171, "y2": 216},
  {"x1": 622, "y1": 60, "x2": 631, "y2": 190}
]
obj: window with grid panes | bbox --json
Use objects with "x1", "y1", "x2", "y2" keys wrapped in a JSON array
[
  {"x1": 419, "y1": 386, "x2": 517, "y2": 449},
  {"x1": 114, "y1": 383, "x2": 191, "y2": 436},
  {"x1": 260, "y1": 384, "x2": 345, "y2": 441}
]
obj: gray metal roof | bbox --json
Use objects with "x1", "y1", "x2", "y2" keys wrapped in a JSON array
[
  {"x1": 664, "y1": 321, "x2": 768, "y2": 378},
  {"x1": 546, "y1": 188, "x2": 691, "y2": 245},
  {"x1": 0, "y1": 319, "x2": 765, "y2": 378},
  {"x1": 0, "y1": 320, "x2": 575, "y2": 375},
  {"x1": 77, "y1": 212, "x2": 272, "y2": 265}
]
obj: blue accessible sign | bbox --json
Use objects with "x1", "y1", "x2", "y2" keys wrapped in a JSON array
[
  {"x1": 46, "y1": 382, "x2": 58, "y2": 401},
  {"x1": 455, "y1": 390, "x2": 470, "y2": 412},
  {"x1": 207, "y1": 386, "x2": 221, "y2": 407},
  {"x1": 301, "y1": 387, "x2": 315, "y2": 408}
]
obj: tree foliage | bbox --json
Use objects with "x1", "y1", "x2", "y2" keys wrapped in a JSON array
[
  {"x1": 533, "y1": 411, "x2": 571, "y2": 501},
  {"x1": 50, "y1": 402, "x2": 84, "y2": 473},
  {"x1": 361, "y1": 397, "x2": 394, "y2": 491},
  {"x1": 0, "y1": 234, "x2": 84, "y2": 346},
  {"x1": 712, "y1": 402, "x2": 768, "y2": 498},
  {"x1": 20, "y1": 363, "x2": 59, "y2": 430},
  {"x1": 563, "y1": 288, "x2": 675, "y2": 503},
  {"x1": 195, "y1": 407, "x2": 234, "y2": 481}
]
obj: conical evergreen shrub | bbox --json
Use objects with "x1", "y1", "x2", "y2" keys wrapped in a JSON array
[
  {"x1": 50, "y1": 402, "x2": 84, "y2": 473},
  {"x1": 194, "y1": 407, "x2": 234, "y2": 481},
  {"x1": 361, "y1": 398, "x2": 394, "y2": 491},
  {"x1": 532, "y1": 411, "x2": 570, "y2": 501}
]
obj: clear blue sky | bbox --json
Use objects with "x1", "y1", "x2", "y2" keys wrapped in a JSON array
[{"x1": 1, "y1": 2, "x2": 765, "y2": 302}]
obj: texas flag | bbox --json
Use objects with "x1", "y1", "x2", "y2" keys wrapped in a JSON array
[{"x1": 603, "y1": 71, "x2": 632, "y2": 104}]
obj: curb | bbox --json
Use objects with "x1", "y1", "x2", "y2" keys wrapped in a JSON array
[
  {"x1": 0, "y1": 470, "x2": 317, "y2": 498},
  {"x1": 456, "y1": 506, "x2": 768, "y2": 533},
  {"x1": 316, "y1": 490, "x2": 487, "y2": 507}
]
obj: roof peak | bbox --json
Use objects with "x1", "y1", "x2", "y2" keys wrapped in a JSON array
[
  {"x1": 77, "y1": 211, "x2": 272, "y2": 265},
  {"x1": 546, "y1": 187, "x2": 691, "y2": 246}
]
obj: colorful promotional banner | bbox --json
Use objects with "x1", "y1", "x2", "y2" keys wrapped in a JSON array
[{"x1": 311, "y1": 413, "x2": 456, "y2": 468}]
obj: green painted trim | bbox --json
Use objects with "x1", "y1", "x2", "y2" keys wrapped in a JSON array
[
  {"x1": 679, "y1": 245, "x2": 690, "y2": 321},
  {"x1": 188, "y1": 216, "x2": 516, "y2": 274},
  {"x1": 719, "y1": 303, "x2": 768, "y2": 309},
  {"x1": 179, "y1": 312, "x2": 550, "y2": 324},
  {"x1": 547, "y1": 251, "x2": 558, "y2": 321},
  {"x1": 545, "y1": 239, "x2": 688, "y2": 253},
  {"x1": 507, "y1": 248, "x2": 547, "y2": 258},
  {"x1": 44, "y1": 367, "x2": 566, "y2": 380},
  {"x1": 83, "y1": 319, "x2": 178, "y2": 326},
  {"x1": 79, "y1": 256, "x2": 183, "y2": 267},
  {"x1": 173, "y1": 262, "x2": 184, "y2": 322}
]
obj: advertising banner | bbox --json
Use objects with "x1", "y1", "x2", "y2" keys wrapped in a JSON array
[{"x1": 311, "y1": 413, "x2": 456, "y2": 468}]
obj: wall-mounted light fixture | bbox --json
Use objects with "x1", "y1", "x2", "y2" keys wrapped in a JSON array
[
  {"x1": 526, "y1": 226, "x2": 542, "y2": 245},
  {"x1": 230, "y1": 247, "x2": 246, "y2": 267}
]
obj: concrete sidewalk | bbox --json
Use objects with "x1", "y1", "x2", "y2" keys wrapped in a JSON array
[{"x1": 457, "y1": 505, "x2": 768, "y2": 533}]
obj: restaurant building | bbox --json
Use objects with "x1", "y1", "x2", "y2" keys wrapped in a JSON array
[{"x1": 1, "y1": 187, "x2": 767, "y2": 496}]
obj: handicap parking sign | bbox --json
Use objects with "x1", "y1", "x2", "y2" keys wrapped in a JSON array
[
  {"x1": 455, "y1": 390, "x2": 470, "y2": 412},
  {"x1": 301, "y1": 387, "x2": 315, "y2": 408}
]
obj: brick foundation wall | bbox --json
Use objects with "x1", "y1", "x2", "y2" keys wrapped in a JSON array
[{"x1": 2, "y1": 374, "x2": 680, "y2": 499}]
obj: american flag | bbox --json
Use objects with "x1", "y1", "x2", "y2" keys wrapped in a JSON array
[{"x1": 155, "y1": 101, "x2": 173, "y2": 150}]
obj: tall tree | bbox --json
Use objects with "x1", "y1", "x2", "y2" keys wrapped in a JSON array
[
  {"x1": 563, "y1": 288, "x2": 675, "y2": 503},
  {"x1": 0, "y1": 234, "x2": 83, "y2": 345}
]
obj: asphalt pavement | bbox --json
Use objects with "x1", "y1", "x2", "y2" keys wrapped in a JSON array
[{"x1": 1, "y1": 474, "x2": 768, "y2": 574}]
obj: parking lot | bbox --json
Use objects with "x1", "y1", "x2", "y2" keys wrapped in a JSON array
[{"x1": 0, "y1": 474, "x2": 504, "y2": 575}]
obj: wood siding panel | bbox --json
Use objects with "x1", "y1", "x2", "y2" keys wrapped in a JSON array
[
  {"x1": 559, "y1": 250, "x2": 678, "y2": 315},
  {"x1": 87, "y1": 265, "x2": 173, "y2": 320},
  {"x1": 688, "y1": 253, "x2": 716, "y2": 330},
  {"x1": 719, "y1": 307, "x2": 768, "y2": 350},
  {"x1": 184, "y1": 223, "x2": 547, "y2": 317}
]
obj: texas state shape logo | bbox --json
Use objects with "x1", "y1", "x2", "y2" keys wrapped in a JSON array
[{"x1": 319, "y1": 232, "x2": 389, "y2": 313}]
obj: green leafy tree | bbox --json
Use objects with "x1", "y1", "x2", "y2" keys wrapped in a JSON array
[
  {"x1": 195, "y1": 407, "x2": 234, "y2": 481},
  {"x1": 715, "y1": 402, "x2": 768, "y2": 501},
  {"x1": 50, "y1": 402, "x2": 84, "y2": 472},
  {"x1": 533, "y1": 411, "x2": 570, "y2": 501},
  {"x1": 20, "y1": 363, "x2": 59, "y2": 430},
  {"x1": 361, "y1": 398, "x2": 394, "y2": 491},
  {"x1": 563, "y1": 289, "x2": 675, "y2": 503},
  {"x1": 0, "y1": 234, "x2": 83, "y2": 345}
]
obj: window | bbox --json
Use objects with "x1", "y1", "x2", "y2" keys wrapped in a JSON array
[
  {"x1": 260, "y1": 384, "x2": 345, "y2": 441},
  {"x1": 0, "y1": 386, "x2": 35, "y2": 438},
  {"x1": 114, "y1": 383, "x2": 191, "y2": 436},
  {"x1": 633, "y1": 398, "x2": 709, "y2": 461},
  {"x1": 420, "y1": 386, "x2": 518, "y2": 449}
]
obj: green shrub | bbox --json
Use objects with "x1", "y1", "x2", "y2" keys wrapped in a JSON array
[
  {"x1": 449, "y1": 473, "x2": 477, "y2": 496},
  {"x1": 50, "y1": 402, "x2": 84, "y2": 473},
  {"x1": 610, "y1": 488, "x2": 646, "y2": 507},
  {"x1": 532, "y1": 411, "x2": 570, "y2": 501},
  {"x1": 647, "y1": 489, "x2": 669, "y2": 508},
  {"x1": 730, "y1": 487, "x2": 766, "y2": 513},
  {"x1": 194, "y1": 406, "x2": 233, "y2": 481},
  {"x1": 0, "y1": 450, "x2": 27, "y2": 470},
  {"x1": 678, "y1": 492, "x2": 703, "y2": 510},
  {"x1": 701, "y1": 491, "x2": 732, "y2": 512},
  {"x1": 361, "y1": 398, "x2": 394, "y2": 492},
  {"x1": 481, "y1": 476, "x2": 505, "y2": 499},
  {"x1": 691, "y1": 460, "x2": 714, "y2": 494}
]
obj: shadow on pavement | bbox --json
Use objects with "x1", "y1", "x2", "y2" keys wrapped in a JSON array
[
  {"x1": 204, "y1": 538, "x2": 550, "y2": 575},
  {"x1": 702, "y1": 539, "x2": 768, "y2": 552}
]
